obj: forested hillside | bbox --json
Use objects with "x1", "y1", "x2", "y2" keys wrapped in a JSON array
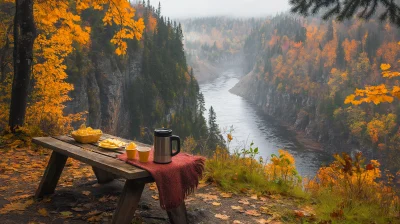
[
  {"x1": 0, "y1": 0, "x2": 223, "y2": 154},
  {"x1": 231, "y1": 15, "x2": 400, "y2": 170}
]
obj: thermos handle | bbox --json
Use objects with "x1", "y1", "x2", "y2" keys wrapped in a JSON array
[{"x1": 170, "y1": 135, "x2": 180, "y2": 157}]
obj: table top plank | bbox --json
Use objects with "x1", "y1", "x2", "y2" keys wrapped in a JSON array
[
  {"x1": 100, "y1": 134, "x2": 151, "y2": 148},
  {"x1": 54, "y1": 135, "x2": 123, "y2": 158},
  {"x1": 32, "y1": 137, "x2": 150, "y2": 180}
]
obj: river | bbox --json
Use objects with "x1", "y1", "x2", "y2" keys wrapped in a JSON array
[{"x1": 200, "y1": 69, "x2": 332, "y2": 177}]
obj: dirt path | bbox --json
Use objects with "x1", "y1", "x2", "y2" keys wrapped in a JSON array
[{"x1": 0, "y1": 146, "x2": 312, "y2": 224}]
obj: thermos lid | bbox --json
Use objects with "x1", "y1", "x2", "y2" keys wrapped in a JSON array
[{"x1": 154, "y1": 128, "x2": 172, "y2": 137}]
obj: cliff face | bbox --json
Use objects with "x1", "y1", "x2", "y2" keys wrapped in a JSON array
[
  {"x1": 65, "y1": 49, "x2": 142, "y2": 138},
  {"x1": 230, "y1": 68, "x2": 338, "y2": 145}
]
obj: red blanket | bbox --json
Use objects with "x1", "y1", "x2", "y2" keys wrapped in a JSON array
[{"x1": 117, "y1": 149, "x2": 205, "y2": 210}]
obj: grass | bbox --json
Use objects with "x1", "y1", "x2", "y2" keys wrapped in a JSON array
[
  {"x1": 204, "y1": 141, "x2": 400, "y2": 223},
  {"x1": 204, "y1": 146, "x2": 307, "y2": 198}
]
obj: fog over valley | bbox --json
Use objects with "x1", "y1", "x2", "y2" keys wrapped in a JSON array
[{"x1": 155, "y1": 0, "x2": 290, "y2": 18}]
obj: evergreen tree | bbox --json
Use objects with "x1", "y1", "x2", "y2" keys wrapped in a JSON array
[
  {"x1": 290, "y1": 0, "x2": 400, "y2": 26},
  {"x1": 207, "y1": 106, "x2": 224, "y2": 150}
]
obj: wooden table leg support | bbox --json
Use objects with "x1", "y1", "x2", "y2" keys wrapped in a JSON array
[
  {"x1": 92, "y1": 167, "x2": 116, "y2": 184},
  {"x1": 111, "y1": 179, "x2": 145, "y2": 224},
  {"x1": 167, "y1": 203, "x2": 188, "y2": 224},
  {"x1": 35, "y1": 151, "x2": 68, "y2": 199}
]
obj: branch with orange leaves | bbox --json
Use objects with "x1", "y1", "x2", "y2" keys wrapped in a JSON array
[{"x1": 345, "y1": 63, "x2": 400, "y2": 105}]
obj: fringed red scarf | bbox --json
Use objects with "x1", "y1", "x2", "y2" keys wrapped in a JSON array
[{"x1": 118, "y1": 149, "x2": 205, "y2": 210}]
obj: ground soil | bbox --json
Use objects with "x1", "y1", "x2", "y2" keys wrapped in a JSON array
[{"x1": 0, "y1": 146, "x2": 312, "y2": 224}]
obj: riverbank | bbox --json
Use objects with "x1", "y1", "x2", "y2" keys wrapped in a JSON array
[{"x1": 200, "y1": 70, "x2": 331, "y2": 177}]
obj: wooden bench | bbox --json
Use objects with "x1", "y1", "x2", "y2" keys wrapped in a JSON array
[{"x1": 32, "y1": 134, "x2": 188, "y2": 224}]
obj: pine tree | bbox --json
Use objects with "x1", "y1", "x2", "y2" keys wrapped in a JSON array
[
  {"x1": 207, "y1": 106, "x2": 224, "y2": 150},
  {"x1": 290, "y1": 0, "x2": 400, "y2": 26}
]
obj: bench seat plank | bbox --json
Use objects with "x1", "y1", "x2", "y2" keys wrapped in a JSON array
[{"x1": 32, "y1": 137, "x2": 150, "y2": 180}]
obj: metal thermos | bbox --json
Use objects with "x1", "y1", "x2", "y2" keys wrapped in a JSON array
[{"x1": 153, "y1": 128, "x2": 180, "y2": 164}]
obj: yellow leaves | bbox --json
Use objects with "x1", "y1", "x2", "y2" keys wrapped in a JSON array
[
  {"x1": 238, "y1": 199, "x2": 250, "y2": 205},
  {"x1": 345, "y1": 85, "x2": 394, "y2": 105},
  {"x1": 245, "y1": 209, "x2": 262, "y2": 216},
  {"x1": 0, "y1": 199, "x2": 34, "y2": 214},
  {"x1": 60, "y1": 211, "x2": 73, "y2": 218},
  {"x1": 196, "y1": 193, "x2": 219, "y2": 201},
  {"x1": 38, "y1": 208, "x2": 49, "y2": 217},
  {"x1": 227, "y1": 133, "x2": 233, "y2": 142},
  {"x1": 215, "y1": 213, "x2": 230, "y2": 220},
  {"x1": 264, "y1": 150, "x2": 299, "y2": 184},
  {"x1": 231, "y1": 205, "x2": 244, "y2": 210},
  {"x1": 220, "y1": 192, "x2": 232, "y2": 198},
  {"x1": 381, "y1": 63, "x2": 391, "y2": 71},
  {"x1": 82, "y1": 191, "x2": 91, "y2": 196},
  {"x1": 212, "y1": 202, "x2": 221, "y2": 206},
  {"x1": 151, "y1": 195, "x2": 159, "y2": 200}
]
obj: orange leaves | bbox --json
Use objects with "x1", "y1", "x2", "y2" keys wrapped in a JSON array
[
  {"x1": 342, "y1": 38, "x2": 358, "y2": 63},
  {"x1": 381, "y1": 63, "x2": 391, "y2": 71},
  {"x1": 100, "y1": 0, "x2": 145, "y2": 55},
  {"x1": 345, "y1": 84, "x2": 394, "y2": 105},
  {"x1": 147, "y1": 14, "x2": 157, "y2": 33},
  {"x1": 264, "y1": 149, "x2": 300, "y2": 184},
  {"x1": 215, "y1": 213, "x2": 229, "y2": 220}
]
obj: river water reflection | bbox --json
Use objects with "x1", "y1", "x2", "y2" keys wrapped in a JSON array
[{"x1": 200, "y1": 70, "x2": 332, "y2": 177}]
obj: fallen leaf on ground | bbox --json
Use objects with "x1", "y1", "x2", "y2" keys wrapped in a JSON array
[
  {"x1": 256, "y1": 218, "x2": 271, "y2": 224},
  {"x1": 149, "y1": 183, "x2": 157, "y2": 191},
  {"x1": 82, "y1": 191, "x2": 91, "y2": 196},
  {"x1": 196, "y1": 193, "x2": 219, "y2": 201},
  {"x1": 87, "y1": 215, "x2": 102, "y2": 222},
  {"x1": 185, "y1": 198, "x2": 195, "y2": 202},
  {"x1": 71, "y1": 207, "x2": 85, "y2": 212},
  {"x1": 238, "y1": 199, "x2": 250, "y2": 205},
  {"x1": 231, "y1": 205, "x2": 245, "y2": 213},
  {"x1": 6, "y1": 194, "x2": 31, "y2": 201},
  {"x1": 197, "y1": 181, "x2": 209, "y2": 189},
  {"x1": 220, "y1": 192, "x2": 232, "y2": 198},
  {"x1": 246, "y1": 210, "x2": 262, "y2": 217},
  {"x1": 60, "y1": 211, "x2": 73, "y2": 218},
  {"x1": 86, "y1": 210, "x2": 101, "y2": 216},
  {"x1": 233, "y1": 220, "x2": 243, "y2": 224},
  {"x1": 294, "y1": 210, "x2": 305, "y2": 217},
  {"x1": 0, "y1": 199, "x2": 33, "y2": 214},
  {"x1": 212, "y1": 202, "x2": 221, "y2": 206},
  {"x1": 259, "y1": 206, "x2": 272, "y2": 214},
  {"x1": 259, "y1": 197, "x2": 267, "y2": 202},
  {"x1": 215, "y1": 213, "x2": 229, "y2": 220},
  {"x1": 251, "y1": 194, "x2": 258, "y2": 200},
  {"x1": 152, "y1": 195, "x2": 159, "y2": 200},
  {"x1": 0, "y1": 186, "x2": 8, "y2": 191},
  {"x1": 38, "y1": 208, "x2": 48, "y2": 216}
]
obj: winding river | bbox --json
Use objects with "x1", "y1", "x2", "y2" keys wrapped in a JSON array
[{"x1": 200, "y1": 69, "x2": 332, "y2": 177}]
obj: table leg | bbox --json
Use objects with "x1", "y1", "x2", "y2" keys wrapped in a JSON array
[
  {"x1": 92, "y1": 167, "x2": 116, "y2": 184},
  {"x1": 111, "y1": 179, "x2": 145, "y2": 224},
  {"x1": 167, "y1": 202, "x2": 188, "y2": 224},
  {"x1": 35, "y1": 151, "x2": 68, "y2": 199}
]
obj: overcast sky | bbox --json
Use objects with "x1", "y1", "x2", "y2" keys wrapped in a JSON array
[{"x1": 146, "y1": 0, "x2": 290, "y2": 18}]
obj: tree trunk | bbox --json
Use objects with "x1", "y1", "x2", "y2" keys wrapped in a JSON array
[{"x1": 9, "y1": 0, "x2": 36, "y2": 132}]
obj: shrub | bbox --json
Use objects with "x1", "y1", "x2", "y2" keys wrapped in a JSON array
[
  {"x1": 306, "y1": 152, "x2": 400, "y2": 223},
  {"x1": 204, "y1": 137, "x2": 304, "y2": 197}
]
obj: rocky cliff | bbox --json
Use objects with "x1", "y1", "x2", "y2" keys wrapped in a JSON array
[
  {"x1": 230, "y1": 68, "x2": 339, "y2": 146},
  {"x1": 65, "y1": 49, "x2": 142, "y2": 139}
]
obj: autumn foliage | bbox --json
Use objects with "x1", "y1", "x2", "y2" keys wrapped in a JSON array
[
  {"x1": 0, "y1": 0, "x2": 144, "y2": 135},
  {"x1": 306, "y1": 152, "x2": 399, "y2": 223}
]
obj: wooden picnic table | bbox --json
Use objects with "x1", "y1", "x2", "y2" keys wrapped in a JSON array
[{"x1": 32, "y1": 134, "x2": 188, "y2": 224}]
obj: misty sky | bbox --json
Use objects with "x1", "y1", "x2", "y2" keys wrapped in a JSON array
[{"x1": 151, "y1": 0, "x2": 290, "y2": 18}]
